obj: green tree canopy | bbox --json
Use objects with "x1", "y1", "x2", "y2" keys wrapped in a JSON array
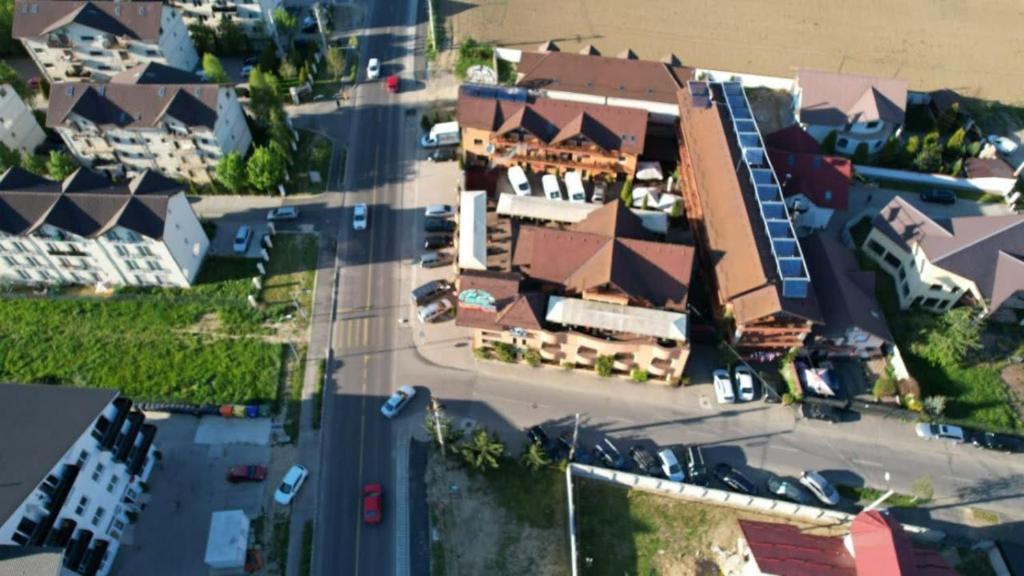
[
  {"x1": 19, "y1": 151, "x2": 45, "y2": 175},
  {"x1": 246, "y1": 146, "x2": 286, "y2": 192},
  {"x1": 519, "y1": 441, "x2": 550, "y2": 472},
  {"x1": 912, "y1": 307, "x2": 982, "y2": 367},
  {"x1": 202, "y1": 53, "x2": 230, "y2": 83},
  {"x1": 460, "y1": 429, "x2": 504, "y2": 471},
  {"x1": 272, "y1": 6, "x2": 297, "y2": 43},
  {"x1": 936, "y1": 102, "x2": 960, "y2": 134},
  {"x1": 325, "y1": 46, "x2": 345, "y2": 80},
  {"x1": 187, "y1": 22, "x2": 217, "y2": 56},
  {"x1": 0, "y1": 142, "x2": 19, "y2": 171},
  {"x1": 0, "y1": 61, "x2": 28, "y2": 99},
  {"x1": 45, "y1": 151, "x2": 76, "y2": 181},
  {"x1": 945, "y1": 127, "x2": 966, "y2": 156},
  {"x1": 215, "y1": 151, "x2": 247, "y2": 193},
  {"x1": 0, "y1": 0, "x2": 16, "y2": 56},
  {"x1": 215, "y1": 17, "x2": 247, "y2": 54}
]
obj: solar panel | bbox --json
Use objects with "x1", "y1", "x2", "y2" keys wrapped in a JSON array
[
  {"x1": 687, "y1": 81, "x2": 710, "y2": 108},
  {"x1": 463, "y1": 84, "x2": 528, "y2": 103}
]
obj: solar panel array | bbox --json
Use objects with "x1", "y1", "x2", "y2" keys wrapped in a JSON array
[
  {"x1": 718, "y1": 81, "x2": 811, "y2": 299},
  {"x1": 462, "y1": 84, "x2": 529, "y2": 103}
]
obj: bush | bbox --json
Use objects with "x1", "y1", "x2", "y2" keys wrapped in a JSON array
[
  {"x1": 619, "y1": 178, "x2": 633, "y2": 205},
  {"x1": 851, "y1": 142, "x2": 869, "y2": 164},
  {"x1": 493, "y1": 342, "x2": 517, "y2": 363},
  {"x1": 630, "y1": 368, "x2": 648, "y2": 382},
  {"x1": 561, "y1": 361, "x2": 575, "y2": 371},
  {"x1": 905, "y1": 135, "x2": 920, "y2": 157},
  {"x1": 902, "y1": 393, "x2": 923, "y2": 412},
  {"x1": 473, "y1": 347, "x2": 492, "y2": 360},
  {"x1": 872, "y1": 377, "x2": 897, "y2": 400},
  {"x1": 781, "y1": 393, "x2": 795, "y2": 406},
  {"x1": 923, "y1": 395, "x2": 947, "y2": 419},
  {"x1": 595, "y1": 355, "x2": 614, "y2": 377},
  {"x1": 677, "y1": 375, "x2": 691, "y2": 387},
  {"x1": 523, "y1": 349, "x2": 541, "y2": 367}
]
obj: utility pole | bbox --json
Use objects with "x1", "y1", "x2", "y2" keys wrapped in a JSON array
[
  {"x1": 569, "y1": 412, "x2": 580, "y2": 462},
  {"x1": 430, "y1": 396, "x2": 445, "y2": 456}
]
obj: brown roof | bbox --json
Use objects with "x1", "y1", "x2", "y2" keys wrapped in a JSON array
[
  {"x1": 457, "y1": 90, "x2": 648, "y2": 155},
  {"x1": 739, "y1": 520, "x2": 855, "y2": 576},
  {"x1": 516, "y1": 51, "x2": 693, "y2": 105},
  {"x1": 797, "y1": 69, "x2": 907, "y2": 127},
  {"x1": 677, "y1": 84, "x2": 822, "y2": 325},
  {"x1": 13, "y1": 0, "x2": 163, "y2": 41},
  {"x1": 512, "y1": 201, "x2": 694, "y2": 310},
  {"x1": 455, "y1": 271, "x2": 547, "y2": 331},
  {"x1": 872, "y1": 196, "x2": 1024, "y2": 312},
  {"x1": 929, "y1": 89, "x2": 965, "y2": 116},
  {"x1": 47, "y1": 82, "x2": 220, "y2": 129},
  {"x1": 965, "y1": 157, "x2": 1016, "y2": 179},
  {"x1": 849, "y1": 511, "x2": 957, "y2": 576}
]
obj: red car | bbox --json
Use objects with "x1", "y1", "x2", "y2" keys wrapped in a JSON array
[
  {"x1": 386, "y1": 74, "x2": 400, "y2": 94},
  {"x1": 226, "y1": 465, "x2": 268, "y2": 483},
  {"x1": 362, "y1": 483, "x2": 382, "y2": 525}
]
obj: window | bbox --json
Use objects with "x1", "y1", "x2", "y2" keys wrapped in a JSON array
[
  {"x1": 923, "y1": 297, "x2": 939, "y2": 308},
  {"x1": 16, "y1": 269, "x2": 30, "y2": 280},
  {"x1": 473, "y1": 139, "x2": 483, "y2": 145},
  {"x1": 883, "y1": 253, "x2": 901, "y2": 269},
  {"x1": 823, "y1": 190, "x2": 832, "y2": 202},
  {"x1": 930, "y1": 284, "x2": 944, "y2": 292},
  {"x1": 80, "y1": 35, "x2": 95, "y2": 41},
  {"x1": 837, "y1": 137, "x2": 849, "y2": 149},
  {"x1": 75, "y1": 496, "x2": 90, "y2": 516},
  {"x1": 898, "y1": 266, "x2": 906, "y2": 280},
  {"x1": 76, "y1": 450, "x2": 89, "y2": 467},
  {"x1": 901, "y1": 281, "x2": 909, "y2": 297},
  {"x1": 91, "y1": 462, "x2": 105, "y2": 481},
  {"x1": 126, "y1": 261, "x2": 139, "y2": 271},
  {"x1": 865, "y1": 121, "x2": 879, "y2": 129},
  {"x1": 2, "y1": 256, "x2": 15, "y2": 266},
  {"x1": 115, "y1": 245, "x2": 129, "y2": 257},
  {"x1": 91, "y1": 506, "x2": 106, "y2": 526},
  {"x1": 147, "y1": 261, "x2": 162, "y2": 271},
  {"x1": 106, "y1": 475, "x2": 119, "y2": 492}
]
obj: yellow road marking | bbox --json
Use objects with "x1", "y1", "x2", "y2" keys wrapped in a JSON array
[{"x1": 363, "y1": 316, "x2": 370, "y2": 346}]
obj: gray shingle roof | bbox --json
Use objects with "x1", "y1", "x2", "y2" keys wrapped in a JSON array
[
  {"x1": 0, "y1": 546, "x2": 64, "y2": 576},
  {"x1": 797, "y1": 69, "x2": 907, "y2": 127},
  {"x1": 110, "y1": 62, "x2": 205, "y2": 85},
  {"x1": 47, "y1": 83, "x2": 220, "y2": 130},
  {"x1": 0, "y1": 169, "x2": 60, "y2": 235}
]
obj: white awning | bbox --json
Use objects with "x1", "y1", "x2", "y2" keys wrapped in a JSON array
[
  {"x1": 635, "y1": 161, "x2": 664, "y2": 181},
  {"x1": 545, "y1": 296, "x2": 687, "y2": 341},
  {"x1": 204, "y1": 510, "x2": 250, "y2": 569},
  {"x1": 495, "y1": 193, "x2": 668, "y2": 234},
  {"x1": 459, "y1": 191, "x2": 487, "y2": 270}
]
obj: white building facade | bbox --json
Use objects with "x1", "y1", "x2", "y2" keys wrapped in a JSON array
[
  {"x1": 13, "y1": 0, "x2": 198, "y2": 82},
  {"x1": 171, "y1": 0, "x2": 282, "y2": 43},
  {"x1": 0, "y1": 84, "x2": 46, "y2": 153}
]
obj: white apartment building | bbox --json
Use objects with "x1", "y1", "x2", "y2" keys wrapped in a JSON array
[
  {"x1": 0, "y1": 85, "x2": 46, "y2": 154},
  {"x1": 47, "y1": 62, "x2": 252, "y2": 184},
  {"x1": 171, "y1": 0, "x2": 282, "y2": 43},
  {"x1": 0, "y1": 383, "x2": 158, "y2": 576},
  {"x1": 13, "y1": 0, "x2": 198, "y2": 83},
  {"x1": 0, "y1": 166, "x2": 209, "y2": 288}
]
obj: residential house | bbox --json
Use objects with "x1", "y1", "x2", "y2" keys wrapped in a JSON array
[
  {"x1": 964, "y1": 157, "x2": 1020, "y2": 199},
  {"x1": 13, "y1": 0, "x2": 198, "y2": 82},
  {"x1": 456, "y1": 200, "x2": 695, "y2": 381},
  {"x1": 457, "y1": 86, "x2": 649, "y2": 179},
  {"x1": 863, "y1": 196, "x2": 1024, "y2": 322},
  {"x1": 802, "y1": 233, "x2": 892, "y2": 358},
  {"x1": 794, "y1": 69, "x2": 908, "y2": 156},
  {"x1": 47, "y1": 62, "x2": 252, "y2": 183},
  {"x1": 765, "y1": 125, "x2": 852, "y2": 232},
  {"x1": 0, "y1": 85, "x2": 46, "y2": 154},
  {"x1": 677, "y1": 81, "x2": 822, "y2": 352},
  {"x1": 169, "y1": 0, "x2": 282, "y2": 43},
  {"x1": 0, "y1": 383, "x2": 158, "y2": 576},
  {"x1": 0, "y1": 166, "x2": 209, "y2": 288}
]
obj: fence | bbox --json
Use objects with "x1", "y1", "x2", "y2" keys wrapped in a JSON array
[{"x1": 855, "y1": 165, "x2": 1017, "y2": 197}]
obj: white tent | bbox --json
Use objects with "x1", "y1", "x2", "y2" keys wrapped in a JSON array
[
  {"x1": 205, "y1": 510, "x2": 250, "y2": 569},
  {"x1": 635, "y1": 161, "x2": 664, "y2": 181}
]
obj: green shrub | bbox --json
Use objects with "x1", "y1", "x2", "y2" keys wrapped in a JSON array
[
  {"x1": 872, "y1": 377, "x2": 897, "y2": 400},
  {"x1": 619, "y1": 178, "x2": 633, "y2": 205},
  {"x1": 473, "y1": 347, "x2": 492, "y2": 360},
  {"x1": 493, "y1": 342, "x2": 517, "y2": 363},
  {"x1": 561, "y1": 361, "x2": 575, "y2": 371},
  {"x1": 524, "y1": 349, "x2": 541, "y2": 367},
  {"x1": 595, "y1": 355, "x2": 614, "y2": 377},
  {"x1": 902, "y1": 393, "x2": 923, "y2": 412},
  {"x1": 781, "y1": 393, "x2": 795, "y2": 406},
  {"x1": 821, "y1": 130, "x2": 837, "y2": 154},
  {"x1": 630, "y1": 368, "x2": 648, "y2": 382},
  {"x1": 677, "y1": 375, "x2": 691, "y2": 387},
  {"x1": 851, "y1": 142, "x2": 869, "y2": 164}
]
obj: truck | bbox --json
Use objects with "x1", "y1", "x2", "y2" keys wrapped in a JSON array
[{"x1": 420, "y1": 121, "x2": 460, "y2": 148}]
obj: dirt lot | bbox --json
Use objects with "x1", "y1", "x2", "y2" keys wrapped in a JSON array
[{"x1": 445, "y1": 0, "x2": 1024, "y2": 104}]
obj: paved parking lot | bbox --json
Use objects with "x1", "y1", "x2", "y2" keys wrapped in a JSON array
[{"x1": 114, "y1": 414, "x2": 272, "y2": 576}]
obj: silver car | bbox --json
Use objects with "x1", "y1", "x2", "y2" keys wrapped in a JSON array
[{"x1": 799, "y1": 470, "x2": 839, "y2": 506}]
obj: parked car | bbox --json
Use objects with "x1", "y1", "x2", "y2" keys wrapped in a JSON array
[
  {"x1": 801, "y1": 402, "x2": 842, "y2": 423},
  {"x1": 274, "y1": 464, "x2": 309, "y2": 505},
  {"x1": 362, "y1": 483, "x2": 382, "y2": 524},
  {"x1": 427, "y1": 148, "x2": 457, "y2": 162},
  {"x1": 410, "y1": 279, "x2": 451, "y2": 305},
  {"x1": 242, "y1": 56, "x2": 259, "y2": 66},
  {"x1": 565, "y1": 171, "x2": 586, "y2": 203},
  {"x1": 416, "y1": 298, "x2": 453, "y2": 323},
  {"x1": 592, "y1": 439, "x2": 626, "y2": 469},
  {"x1": 713, "y1": 463, "x2": 757, "y2": 495},
  {"x1": 712, "y1": 369, "x2": 735, "y2": 404},
  {"x1": 232, "y1": 225, "x2": 253, "y2": 254},
  {"x1": 527, "y1": 425, "x2": 552, "y2": 453},
  {"x1": 380, "y1": 385, "x2": 416, "y2": 418},
  {"x1": 418, "y1": 251, "x2": 452, "y2": 269},
  {"x1": 658, "y1": 448, "x2": 685, "y2": 482},
  {"x1": 226, "y1": 465, "x2": 268, "y2": 483},
  {"x1": 765, "y1": 474, "x2": 808, "y2": 504},
  {"x1": 541, "y1": 174, "x2": 563, "y2": 201},
  {"x1": 386, "y1": 74, "x2": 400, "y2": 93},
  {"x1": 592, "y1": 182, "x2": 606, "y2": 204},
  {"x1": 799, "y1": 471, "x2": 840, "y2": 506},
  {"x1": 629, "y1": 445, "x2": 661, "y2": 477},
  {"x1": 920, "y1": 189, "x2": 956, "y2": 205},
  {"x1": 240, "y1": 64, "x2": 254, "y2": 78},
  {"x1": 352, "y1": 203, "x2": 368, "y2": 230},
  {"x1": 559, "y1": 432, "x2": 589, "y2": 463},
  {"x1": 684, "y1": 445, "x2": 709, "y2": 486},
  {"x1": 915, "y1": 423, "x2": 965, "y2": 443},
  {"x1": 602, "y1": 438, "x2": 627, "y2": 469},
  {"x1": 424, "y1": 235, "x2": 453, "y2": 250},
  {"x1": 424, "y1": 218, "x2": 456, "y2": 233},
  {"x1": 507, "y1": 166, "x2": 532, "y2": 196},
  {"x1": 734, "y1": 366, "x2": 756, "y2": 402},
  {"x1": 424, "y1": 204, "x2": 454, "y2": 218},
  {"x1": 987, "y1": 134, "x2": 1019, "y2": 155},
  {"x1": 366, "y1": 57, "x2": 380, "y2": 80},
  {"x1": 970, "y1": 431, "x2": 1024, "y2": 453},
  {"x1": 267, "y1": 206, "x2": 299, "y2": 221}
]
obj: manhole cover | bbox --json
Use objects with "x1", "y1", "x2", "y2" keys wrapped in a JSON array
[{"x1": 699, "y1": 395, "x2": 712, "y2": 410}]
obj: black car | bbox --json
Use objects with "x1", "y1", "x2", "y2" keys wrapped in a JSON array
[
  {"x1": 684, "y1": 445, "x2": 709, "y2": 486},
  {"x1": 713, "y1": 463, "x2": 757, "y2": 495},
  {"x1": 971, "y1": 431, "x2": 1024, "y2": 453},
  {"x1": 427, "y1": 148, "x2": 458, "y2": 162},
  {"x1": 801, "y1": 402, "x2": 842, "y2": 423},
  {"x1": 424, "y1": 218, "x2": 456, "y2": 233},
  {"x1": 628, "y1": 446, "x2": 661, "y2": 477},
  {"x1": 920, "y1": 189, "x2": 956, "y2": 205},
  {"x1": 424, "y1": 235, "x2": 453, "y2": 249},
  {"x1": 527, "y1": 425, "x2": 553, "y2": 454},
  {"x1": 765, "y1": 474, "x2": 809, "y2": 504},
  {"x1": 592, "y1": 439, "x2": 627, "y2": 470}
]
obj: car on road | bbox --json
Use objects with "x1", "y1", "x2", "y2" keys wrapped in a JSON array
[
  {"x1": 734, "y1": 366, "x2": 756, "y2": 401},
  {"x1": 801, "y1": 402, "x2": 842, "y2": 423},
  {"x1": 593, "y1": 439, "x2": 626, "y2": 470},
  {"x1": 684, "y1": 445, "x2": 709, "y2": 486},
  {"x1": 410, "y1": 279, "x2": 451, "y2": 305},
  {"x1": 712, "y1": 369, "x2": 735, "y2": 404},
  {"x1": 541, "y1": 174, "x2": 563, "y2": 201},
  {"x1": 366, "y1": 57, "x2": 380, "y2": 80},
  {"x1": 799, "y1": 471, "x2": 840, "y2": 506},
  {"x1": 386, "y1": 74, "x2": 400, "y2": 93},
  {"x1": 713, "y1": 463, "x2": 757, "y2": 495},
  {"x1": 240, "y1": 64, "x2": 253, "y2": 78},
  {"x1": 416, "y1": 298, "x2": 453, "y2": 323},
  {"x1": 424, "y1": 204, "x2": 454, "y2": 218},
  {"x1": 362, "y1": 483, "x2": 382, "y2": 525},
  {"x1": 970, "y1": 431, "x2": 1024, "y2": 453},
  {"x1": 629, "y1": 445, "x2": 660, "y2": 477},
  {"x1": 987, "y1": 134, "x2": 1019, "y2": 155},
  {"x1": 267, "y1": 206, "x2": 299, "y2": 221},
  {"x1": 765, "y1": 474, "x2": 808, "y2": 504},
  {"x1": 658, "y1": 448, "x2": 685, "y2": 482},
  {"x1": 226, "y1": 464, "x2": 268, "y2": 483},
  {"x1": 424, "y1": 218, "x2": 456, "y2": 233},
  {"x1": 418, "y1": 251, "x2": 452, "y2": 269},
  {"x1": 353, "y1": 203, "x2": 368, "y2": 230},
  {"x1": 507, "y1": 166, "x2": 531, "y2": 196},
  {"x1": 915, "y1": 423, "x2": 965, "y2": 443},
  {"x1": 559, "y1": 432, "x2": 589, "y2": 463},
  {"x1": 232, "y1": 225, "x2": 253, "y2": 254},
  {"x1": 274, "y1": 464, "x2": 309, "y2": 505},
  {"x1": 427, "y1": 148, "x2": 457, "y2": 162},
  {"x1": 920, "y1": 189, "x2": 956, "y2": 205},
  {"x1": 424, "y1": 235, "x2": 453, "y2": 250},
  {"x1": 380, "y1": 385, "x2": 416, "y2": 418}
]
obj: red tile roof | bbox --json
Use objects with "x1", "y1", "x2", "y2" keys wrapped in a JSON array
[
  {"x1": 849, "y1": 511, "x2": 957, "y2": 576},
  {"x1": 739, "y1": 520, "x2": 856, "y2": 576},
  {"x1": 765, "y1": 125, "x2": 823, "y2": 154},
  {"x1": 767, "y1": 149, "x2": 851, "y2": 211}
]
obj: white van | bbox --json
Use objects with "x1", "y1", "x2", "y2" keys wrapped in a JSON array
[
  {"x1": 507, "y1": 166, "x2": 532, "y2": 196},
  {"x1": 420, "y1": 121, "x2": 460, "y2": 148},
  {"x1": 565, "y1": 171, "x2": 586, "y2": 203},
  {"x1": 541, "y1": 174, "x2": 563, "y2": 201},
  {"x1": 712, "y1": 369, "x2": 735, "y2": 404}
]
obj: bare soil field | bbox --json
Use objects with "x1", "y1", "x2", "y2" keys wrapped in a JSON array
[{"x1": 446, "y1": 0, "x2": 1024, "y2": 104}]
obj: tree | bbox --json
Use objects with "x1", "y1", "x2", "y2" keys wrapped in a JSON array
[
  {"x1": 0, "y1": 142, "x2": 19, "y2": 171},
  {"x1": 45, "y1": 151, "x2": 76, "y2": 180},
  {"x1": 523, "y1": 349, "x2": 541, "y2": 367},
  {"x1": 187, "y1": 22, "x2": 217, "y2": 56},
  {"x1": 272, "y1": 6, "x2": 297, "y2": 45},
  {"x1": 246, "y1": 145, "x2": 286, "y2": 192},
  {"x1": 670, "y1": 198, "x2": 682, "y2": 219},
  {"x1": 913, "y1": 307, "x2": 982, "y2": 367},
  {"x1": 258, "y1": 43, "x2": 279, "y2": 73},
  {"x1": 923, "y1": 130, "x2": 941, "y2": 149},
  {"x1": 0, "y1": 0, "x2": 16, "y2": 56},
  {"x1": 630, "y1": 368, "x2": 649, "y2": 383},
  {"x1": 948, "y1": 158, "x2": 963, "y2": 177},
  {"x1": 878, "y1": 137, "x2": 905, "y2": 168},
  {"x1": 922, "y1": 395, "x2": 947, "y2": 419},
  {"x1": 423, "y1": 413, "x2": 462, "y2": 448},
  {"x1": 216, "y1": 17, "x2": 246, "y2": 54},
  {"x1": 460, "y1": 429, "x2": 504, "y2": 471},
  {"x1": 278, "y1": 59, "x2": 297, "y2": 80},
  {"x1": 820, "y1": 130, "x2": 838, "y2": 154},
  {"x1": 268, "y1": 108, "x2": 294, "y2": 159},
  {"x1": 912, "y1": 146, "x2": 942, "y2": 173},
  {"x1": 19, "y1": 151, "x2": 44, "y2": 175},
  {"x1": 0, "y1": 61, "x2": 28, "y2": 99},
  {"x1": 936, "y1": 102, "x2": 959, "y2": 134},
  {"x1": 248, "y1": 68, "x2": 280, "y2": 120},
  {"x1": 202, "y1": 53, "x2": 229, "y2": 83},
  {"x1": 520, "y1": 441, "x2": 550, "y2": 472},
  {"x1": 910, "y1": 475, "x2": 934, "y2": 502},
  {"x1": 347, "y1": 35, "x2": 359, "y2": 50},
  {"x1": 325, "y1": 46, "x2": 345, "y2": 80},
  {"x1": 851, "y1": 142, "x2": 869, "y2": 165},
  {"x1": 492, "y1": 342, "x2": 517, "y2": 363},
  {"x1": 904, "y1": 135, "x2": 920, "y2": 157},
  {"x1": 619, "y1": 178, "x2": 633, "y2": 205},
  {"x1": 215, "y1": 152, "x2": 247, "y2": 193},
  {"x1": 872, "y1": 376, "x2": 896, "y2": 400},
  {"x1": 945, "y1": 127, "x2": 966, "y2": 158},
  {"x1": 595, "y1": 355, "x2": 614, "y2": 377}
]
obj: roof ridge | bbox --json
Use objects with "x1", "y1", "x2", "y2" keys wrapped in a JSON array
[
  {"x1": 890, "y1": 196, "x2": 953, "y2": 237},
  {"x1": 933, "y1": 217, "x2": 1024, "y2": 262}
]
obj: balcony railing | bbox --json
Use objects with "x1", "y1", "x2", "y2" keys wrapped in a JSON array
[{"x1": 47, "y1": 35, "x2": 72, "y2": 48}]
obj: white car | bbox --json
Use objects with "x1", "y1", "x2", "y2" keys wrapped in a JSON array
[
  {"x1": 799, "y1": 470, "x2": 840, "y2": 506},
  {"x1": 915, "y1": 423, "x2": 965, "y2": 443},
  {"x1": 353, "y1": 203, "x2": 368, "y2": 230},
  {"x1": 366, "y1": 58, "x2": 380, "y2": 80},
  {"x1": 267, "y1": 206, "x2": 299, "y2": 221},
  {"x1": 565, "y1": 171, "x2": 586, "y2": 203},
  {"x1": 712, "y1": 369, "x2": 735, "y2": 404},
  {"x1": 541, "y1": 174, "x2": 563, "y2": 201},
  {"x1": 734, "y1": 366, "x2": 755, "y2": 402},
  {"x1": 987, "y1": 134, "x2": 1019, "y2": 155},
  {"x1": 507, "y1": 166, "x2": 531, "y2": 196},
  {"x1": 380, "y1": 385, "x2": 416, "y2": 418},
  {"x1": 274, "y1": 464, "x2": 309, "y2": 505},
  {"x1": 658, "y1": 448, "x2": 685, "y2": 482}
]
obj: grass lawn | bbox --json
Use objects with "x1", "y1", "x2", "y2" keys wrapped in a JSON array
[
  {"x1": 261, "y1": 233, "x2": 318, "y2": 314},
  {"x1": 287, "y1": 132, "x2": 333, "y2": 194},
  {"x1": 480, "y1": 463, "x2": 565, "y2": 530},
  {"x1": 835, "y1": 484, "x2": 925, "y2": 508}
]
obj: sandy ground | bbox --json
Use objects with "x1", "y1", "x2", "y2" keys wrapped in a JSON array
[{"x1": 446, "y1": 0, "x2": 1024, "y2": 104}]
